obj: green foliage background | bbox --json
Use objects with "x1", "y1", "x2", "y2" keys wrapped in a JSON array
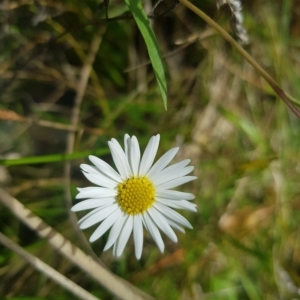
[{"x1": 1, "y1": 0, "x2": 300, "y2": 299}]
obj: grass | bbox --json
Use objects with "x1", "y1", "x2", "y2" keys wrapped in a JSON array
[{"x1": 1, "y1": 0, "x2": 300, "y2": 299}]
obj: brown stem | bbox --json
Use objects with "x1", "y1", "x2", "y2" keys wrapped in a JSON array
[
  {"x1": 178, "y1": 0, "x2": 300, "y2": 118},
  {"x1": 0, "y1": 188, "x2": 153, "y2": 300}
]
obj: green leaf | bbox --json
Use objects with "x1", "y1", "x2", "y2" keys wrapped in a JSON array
[
  {"x1": 0, "y1": 148, "x2": 110, "y2": 166},
  {"x1": 124, "y1": 0, "x2": 168, "y2": 109}
]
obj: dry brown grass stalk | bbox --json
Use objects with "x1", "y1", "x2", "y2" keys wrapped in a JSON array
[
  {"x1": 0, "y1": 232, "x2": 101, "y2": 300},
  {"x1": 63, "y1": 29, "x2": 106, "y2": 263},
  {"x1": 0, "y1": 188, "x2": 153, "y2": 300},
  {"x1": 0, "y1": 109, "x2": 105, "y2": 135}
]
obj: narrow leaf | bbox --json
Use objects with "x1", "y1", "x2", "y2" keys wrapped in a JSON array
[{"x1": 125, "y1": 0, "x2": 168, "y2": 109}]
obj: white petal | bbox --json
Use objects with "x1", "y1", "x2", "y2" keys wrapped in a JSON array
[
  {"x1": 154, "y1": 202, "x2": 193, "y2": 229},
  {"x1": 150, "y1": 160, "x2": 192, "y2": 182},
  {"x1": 129, "y1": 136, "x2": 141, "y2": 176},
  {"x1": 80, "y1": 164, "x2": 100, "y2": 175},
  {"x1": 143, "y1": 212, "x2": 164, "y2": 253},
  {"x1": 76, "y1": 187, "x2": 117, "y2": 199},
  {"x1": 78, "y1": 207, "x2": 103, "y2": 226},
  {"x1": 141, "y1": 215, "x2": 148, "y2": 231},
  {"x1": 108, "y1": 139, "x2": 132, "y2": 179},
  {"x1": 153, "y1": 166, "x2": 194, "y2": 186},
  {"x1": 113, "y1": 241, "x2": 117, "y2": 256},
  {"x1": 89, "y1": 155, "x2": 122, "y2": 183},
  {"x1": 157, "y1": 198, "x2": 197, "y2": 212},
  {"x1": 139, "y1": 135, "x2": 160, "y2": 176},
  {"x1": 156, "y1": 176, "x2": 197, "y2": 189},
  {"x1": 71, "y1": 198, "x2": 115, "y2": 211},
  {"x1": 166, "y1": 218, "x2": 185, "y2": 233},
  {"x1": 79, "y1": 203, "x2": 119, "y2": 229},
  {"x1": 156, "y1": 190, "x2": 195, "y2": 200},
  {"x1": 82, "y1": 171, "x2": 117, "y2": 189},
  {"x1": 115, "y1": 216, "x2": 133, "y2": 257},
  {"x1": 147, "y1": 148, "x2": 179, "y2": 178},
  {"x1": 124, "y1": 134, "x2": 130, "y2": 158},
  {"x1": 133, "y1": 215, "x2": 143, "y2": 259},
  {"x1": 103, "y1": 212, "x2": 127, "y2": 251},
  {"x1": 148, "y1": 207, "x2": 178, "y2": 242},
  {"x1": 152, "y1": 159, "x2": 191, "y2": 180},
  {"x1": 89, "y1": 209, "x2": 122, "y2": 242}
]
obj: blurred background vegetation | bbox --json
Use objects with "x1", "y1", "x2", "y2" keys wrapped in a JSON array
[{"x1": 1, "y1": 0, "x2": 300, "y2": 299}]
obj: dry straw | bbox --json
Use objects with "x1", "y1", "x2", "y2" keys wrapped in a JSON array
[{"x1": 0, "y1": 188, "x2": 153, "y2": 300}]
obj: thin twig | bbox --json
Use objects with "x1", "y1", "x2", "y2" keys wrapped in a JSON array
[
  {"x1": 0, "y1": 109, "x2": 105, "y2": 135},
  {"x1": 8, "y1": 178, "x2": 64, "y2": 196},
  {"x1": 178, "y1": 0, "x2": 300, "y2": 119},
  {"x1": 63, "y1": 29, "x2": 108, "y2": 265},
  {"x1": 0, "y1": 188, "x2": 152, "y2": 300},
  {"x1": 0, "y1": 232, "x2": 101, "y2": 300}
]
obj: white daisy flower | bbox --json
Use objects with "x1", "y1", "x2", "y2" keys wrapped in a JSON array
[{"x1": 72, "y1": 134, "x2": 197, "y2": 259}]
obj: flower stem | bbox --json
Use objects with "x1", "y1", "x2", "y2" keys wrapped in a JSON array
[{"x1": 178, "y1": 0, "x2": 300, "y2": 118}]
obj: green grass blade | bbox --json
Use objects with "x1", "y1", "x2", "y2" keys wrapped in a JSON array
[
  {"x1": 0, "y1": 149, "x2": 110, "y2": 166},
  {"x1": 217, "y1": 105, "x2": 264, "y2": 148},
  {"x1": 124, "y1": 0, "x2": 168, "y2": 110}
]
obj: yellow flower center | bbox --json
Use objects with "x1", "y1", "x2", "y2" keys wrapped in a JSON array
[{"x1": 116, "y1": 177, "x2": 156, "y2": 215}]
